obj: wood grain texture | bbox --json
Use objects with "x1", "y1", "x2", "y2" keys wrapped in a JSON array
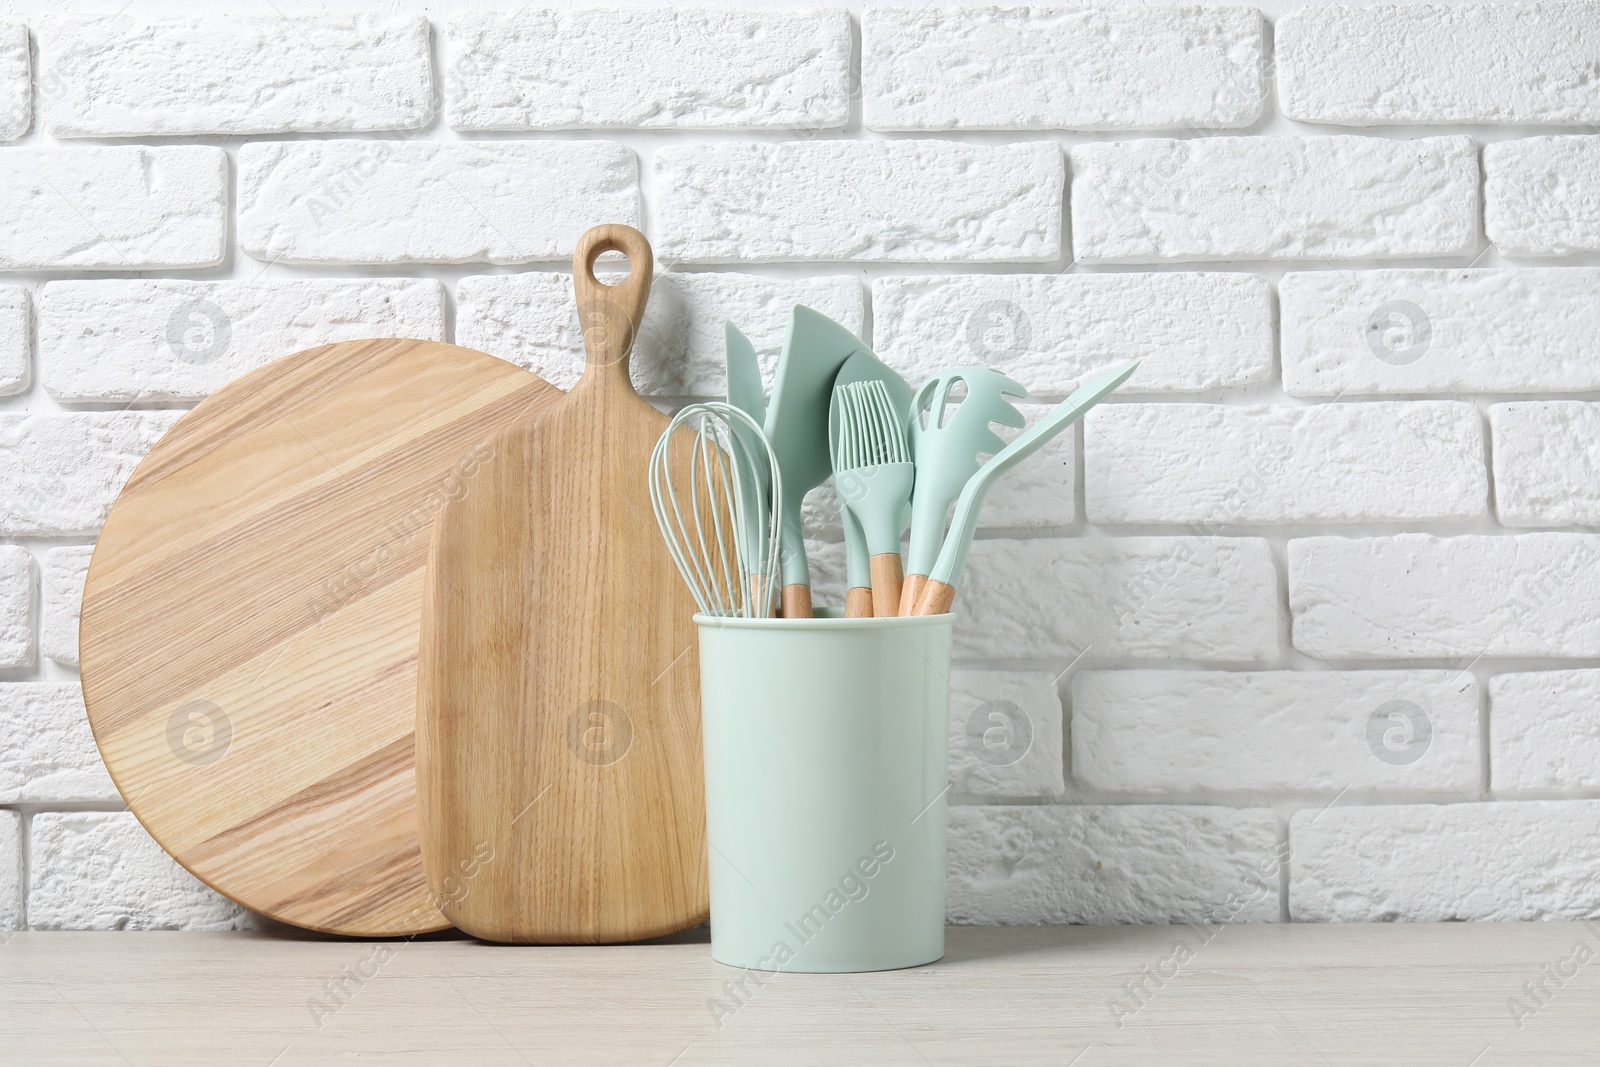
[
  {"x1": 79, "y1": 339, "x2": 559, "y2": 936},
  {"x1": 7, "y1": 925, "x2": 1598, "y2": 1065},
  {"x1": 419, "y1": 225, "x2": 709, "y2": 943}
]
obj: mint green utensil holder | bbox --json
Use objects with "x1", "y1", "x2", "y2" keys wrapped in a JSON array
[{"x1": 696, "y1": 610, "x2": 953, "y2": 973}]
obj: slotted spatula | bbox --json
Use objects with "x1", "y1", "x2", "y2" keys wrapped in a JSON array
[
  {"x1": 913, "y1": 361, "x2": 1140, "y2": 615},
  {"x1": 897, "y1": 367, "x2": 1028, "y2": 615},
  {"x1": 418, "y1": 224, "x2": 708, "y2": 943}
]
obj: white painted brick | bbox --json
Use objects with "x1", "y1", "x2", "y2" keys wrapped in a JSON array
[
  {"x1": 948, "y1": 805, "x2": 1280, "y2": 924},
  {"x1": 655, "y1": 141, "x2": 1063, "y2": 264},
  {"x1": 1491, "y1": 670, "x2": 1600, "y2": 793},
  {"x1": 1291, "y1": 800, "x2": 1600, "y2": 921},
  {"x1": 949, "y1": 671, "x2": 1064, "y2": 797},
  {"x1": 1491, "y1": 402, "x2": 1600, "y2": 527},
  {"x1": 0, "y1": 810, "x2": 17, "y2": 930},
  {"x1": 872, "y1": 273, "x2": 1272, "y2": 395},
  {"x1": 238, "y1": 141, "x2": 639, "y2": 266},
  {"x1": 0, "y1": 286, "x2": 30, "y2": 397},
  {"x1": 456, "y1": 271, "x2": 863, "y2": 396},
  {"x1": 1282, "y1": 268, "x2": 1600, "y2": 396},
  {"x1": 40, "y1": 279, "x2": 445, "y2": 404},
  {"x1": 39, "y1": 15, "x2": 431, "y2": 137},
  {"x1": 1085, "y1": 402, "x2": 1488, "y2": 525},
  {"x1": 1073, "y1": 670, "x2": 1481, "y2": 794},
  {"x1": 1485, "y1": 136, "x2": 1600, "y2": 257},
  {"x1": 41, "y1": 545, "x2": 92, "y2": 667},
  {"x1": 1279, "y1": 4, "x2": 1600, "y2": 126},
  {"x1": 0, "y1": 684, "x2": 116, "y2": 803},
  {"x1": 0, "y1": 412, "x2": 180, "y2": 536},
  {"x1": 1071, "y1": 136, "x2": 1480, "y2": 264},
  {"x1": 804, "y1": 400, "x2": 1078, "y2": 539},
  {"x1": 29, "y1": 812, "x2": 253, "y2": 931},
  {"x1": 0, "y1": 147, "x2": 226, "y2": 271},
  {"x1": 1290, "y1": 534, "x2": 1600, "y2": 659},
  {"x1": 446, "y1": 8, "x2": 850, "y2": 131},
  {"x1": 0, "y1": 21, "x2": 29, "y2": 142},
  {"x1": 0, "y1": 545, "x2": 35, "y2": 669},
  {"x1": 811, "y1": 536, "x2": 1278, "y2": 662},
  {"x1": 864, "y1": 5, "x2": 1264, "y2": 131}
]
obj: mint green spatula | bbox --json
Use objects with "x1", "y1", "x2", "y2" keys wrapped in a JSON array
[{"x1": 911, "y1": 361, "x2": 1139, "y2": 615}]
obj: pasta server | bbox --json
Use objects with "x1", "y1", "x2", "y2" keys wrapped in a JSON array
[{"x1": 913, "y1": 361, "x2": 1140, "y2": 615}]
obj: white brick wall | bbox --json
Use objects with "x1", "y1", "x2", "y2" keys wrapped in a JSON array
[
  {"x1": 40, "y1": 545, "x2": 91, "y2": 667},
  {"x1": 0, "y1": 286, "x2": 30, "y2": 397},
  {"x1": 28, "y1": 812, "x2": 252, "y2": 930},
  {"x1": 1071, "y1": 135, "x2": 1480, "y2": 264},
  {"x1": 1, "y1": 412, "x2": 181, "y2": 535},
  {"x1": 949, "y1": 671, "x2": 1065, "y2": 797},
  {"x1": 238, "y1": 140, "x2": 640, "y2": 265},
  {"x1": 872, "y1": 273, "x2": 1273, "y2": 394},
  {"x1": 2, "y1": 0, "x2": 1598, "y2": 931},
  {"x1": 1490, "y1": 670, "x2": 1600, "y2": 793},
  {"x1": 1491, "y1": 402, "x2": 1600, "y2": 527},
  {"x1": 446, "y1": 9, "x2": 851, "y2": 131},
  {"x1": 1291, "y1": 801, "x2": 1600, "y2": 921},
  {"x1": 1290, "y1": 534, "x2": 1600, "y2": 659},
  {"x1": 39, "y1": 15, "x2": 433, "y2": 136},
  {"x1": 1072, "y1": 670, "x2": 1481, "y2": 793},
  {"x1": 1282, "y1": 268, "x2": 1600, "y2": 396},
  {"x1": 0, "y1": 22, "x2": 26, "y2": 143},
  {"x1": 0, "y1": 146, "x2": 226, "y2": 270},
  {"x1": 863, "y1": 6, "x2": 1265, "y2": 131},
  {"x1": 1485, "y1": 136, "x2": 1600, "y2": 256},
  {"x1": 654, "y1": 140, "x2": 1064, "y2": 263},
  {"x1": 0, "y1": 809, "x2": 17, "y2": 930},
  {"x1": 1278, "y1": 4, "x2": 1600, "y2": 126},
  {"x1": 948, "y1": 805, "x2": 1281, "y2": 924},
  {"x1": 1086, "y1": 402, "x2": 1487, "y2": 525},
  {"x1": 0, "y1": 684, "x2": 116, "y2": 802},
  {"x1": 0, "y1": 545, "x2": 34, "y2": 668},
  {"x1": 39, "y1": 279, "x2": 445, "y2": 403}
]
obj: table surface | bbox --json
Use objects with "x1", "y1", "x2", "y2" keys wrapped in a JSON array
[{"x1": 2, "y1": 923, "x2": 1595, "y2": 1065}]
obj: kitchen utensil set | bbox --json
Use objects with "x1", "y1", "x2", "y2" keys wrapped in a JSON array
[
  {"x1": 684, "y1": 308, "x2": 1139, "y2": 620},
  {"x1": 80, "y1": 212, "x2": 1133, "y2": 947}
]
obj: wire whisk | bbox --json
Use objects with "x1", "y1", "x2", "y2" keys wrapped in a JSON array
[{"x1": 649, "y1": 402, "x2": 784, "y2": 618}]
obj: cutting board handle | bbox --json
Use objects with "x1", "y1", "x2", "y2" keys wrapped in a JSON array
[{"x1": 573, "y1": 223, "x2": 654, "y2": 393}]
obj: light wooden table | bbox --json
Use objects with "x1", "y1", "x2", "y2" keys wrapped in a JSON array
[{"x1": 1, "y1": 923, "x2": 1594, "y2": 1064}]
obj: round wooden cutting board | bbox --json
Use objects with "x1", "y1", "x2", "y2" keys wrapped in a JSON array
[{"x1": 79, "y1": 339, "x2": 560, "y2": 935}]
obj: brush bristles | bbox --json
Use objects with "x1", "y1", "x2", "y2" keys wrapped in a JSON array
[{"x1": 834, "y1": 379, "x2": 910, "y2": 472}]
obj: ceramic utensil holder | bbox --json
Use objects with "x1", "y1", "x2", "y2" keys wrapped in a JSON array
[{"x1": 696, "y1": 610, "x2": 953, "y2": 973}]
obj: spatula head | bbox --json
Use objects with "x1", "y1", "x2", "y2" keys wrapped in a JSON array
[
  {"x1": 724, "y1": 322, "x2": 766, "y2": 424},
  {"x1": 764, "y1": 305, "x2": 871, "y2": 588},
  {"x1": 904, "y1": 366, "x2": 1028, "y2": 574}
]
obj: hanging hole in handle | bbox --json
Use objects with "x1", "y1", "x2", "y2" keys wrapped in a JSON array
[{"x1": 590, "y1": 249, "x2": 631, "y2": 287}]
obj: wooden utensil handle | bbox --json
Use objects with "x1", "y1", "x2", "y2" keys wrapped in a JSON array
[
  {"x1": 870, "y1": 553, "x2": 903, "y2": 618},
  {"x1": 844, "y1": 587, "x2": 873, "y2": 619},
  {"x1": 572, "y1": 224, "x2": 654, "y2": 388},
  {"x1": 898, "y1": 573, "x2": 927, "y2": 617},
  {"x1": 913, "y1": 579, "x2": 956, "y2": 617}
]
